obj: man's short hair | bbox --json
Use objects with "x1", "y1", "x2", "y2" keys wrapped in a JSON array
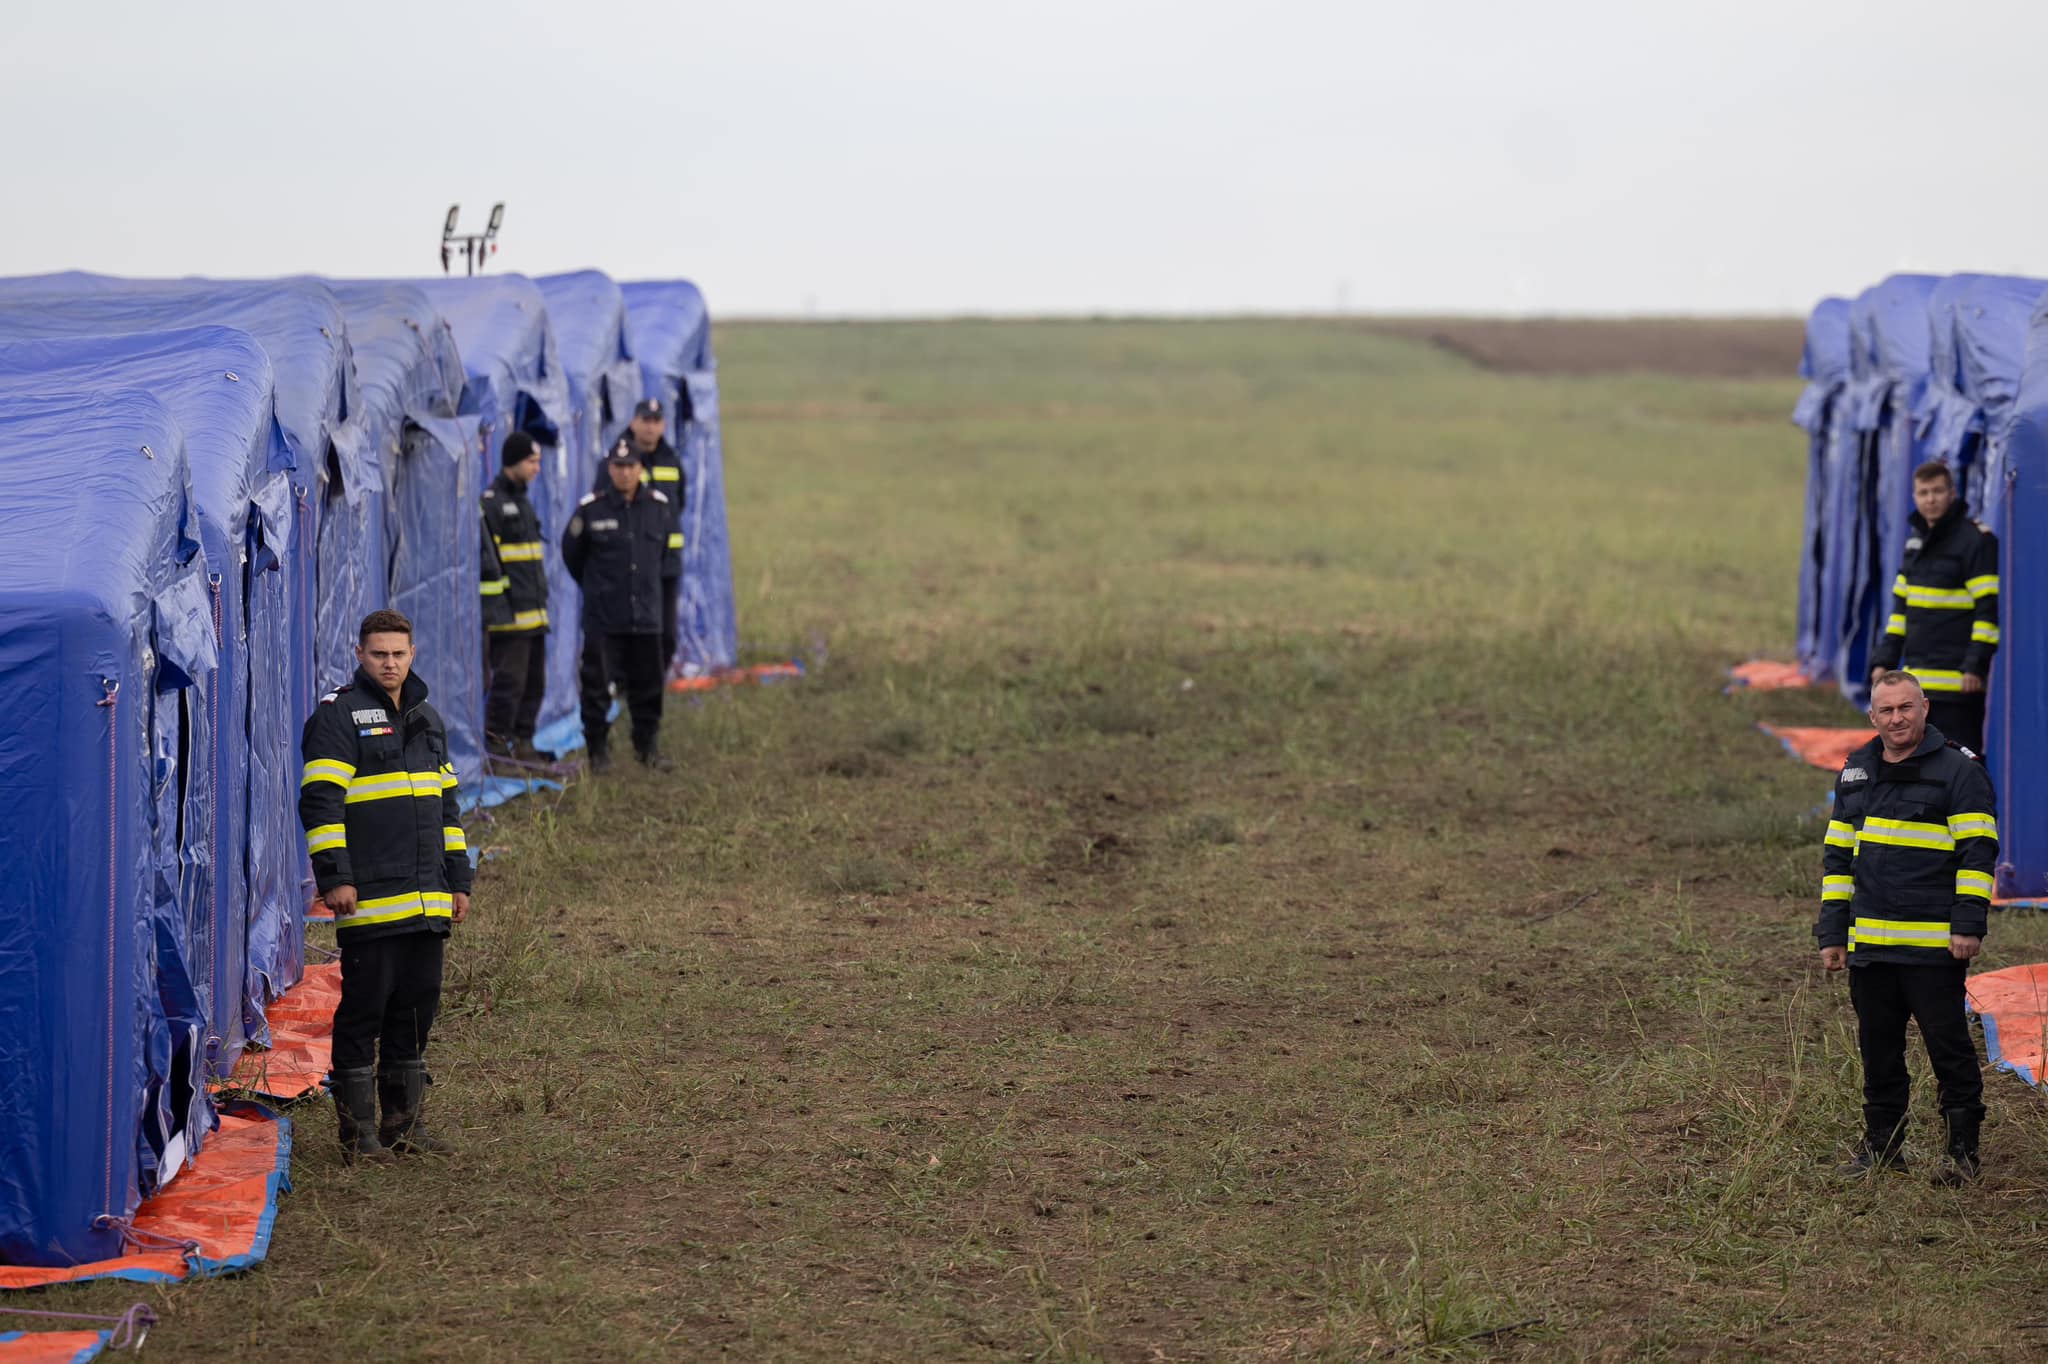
[
  {"x1": 1912, "y1": 461, "x2": 1955, "y2": 488},
  {"x1": 1871, "y1": 669, "x2": 1924, "y2": 696},
  {"x1": 359, "y1": 608, "x2": 414, "y2": 644}
]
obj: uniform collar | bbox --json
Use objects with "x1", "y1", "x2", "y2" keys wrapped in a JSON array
[
  {"x1": 1909, "y1": 501, "x2": 1966, "y2": 539},
  {"x1": 353, "y1": 665, "x2": 430, "y2": 712}
]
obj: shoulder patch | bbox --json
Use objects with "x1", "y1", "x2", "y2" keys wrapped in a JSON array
[
  {"x1": 319, "y1": 689, "x2": 339, "y2": 705},
  {"x1": 578, "y1": 492, "x2": 599, "y2": 506},
  {"x1": 1841, "y1": 766, "x2": 1868, "y2": 783},
  {"x1": 568, "y1": 516, "x2": 584, "y2": 536},
  {"x1": 650, "y1": 489, "x2": 670, "y2": 503},
  {"x1": 1975, "y1": 520, "x2": 1993, "y2": 534},
  {"x1": 1948, "y1": 741, "x2": 1982, "y2": 762}
]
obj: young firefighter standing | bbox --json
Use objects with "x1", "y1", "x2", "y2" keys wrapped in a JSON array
[
  {"x1": 1867, "y1": 461, "x2": 1999, "y2": 754},
  {"x1": 481, "y1": 433, "x2": 551, "y2": 757},
  {"x1": 301, "y1": 609, "x2": 473, "y2": 1162},
  {"x1": 1816, "y1": 671, "x2": 1996, "y2": 1183}
]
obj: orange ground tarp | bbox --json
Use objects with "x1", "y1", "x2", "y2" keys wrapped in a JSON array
[
  {"x1": 1756, "y1": 723, "x2": 1875, "y2": 773},
  {"x1": 668, "y1": 661, "x2": 804, "y2": 694},
  {"x1": 0, "y1": 1105, "x2": 289, "y2": 1289},
  {"x1": 1728, "y1": 660, "x2": 1821, "y2": 691},
  {"x1": 0, "y1": 1329, "x2": 112, "y2": 1363},
  {"x1": 219, "y1": 962, "x2": 339, "y2": 1102},
  {"x1": 1969, "y1": 965, "x2": 2048, "y2": 1086}
]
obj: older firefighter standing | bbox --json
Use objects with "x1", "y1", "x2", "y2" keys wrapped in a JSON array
[
  {"x1": 481, "y1": 432, "x2": 550, "y2": 757},
  {"x1": 605, "y1": 398, "x2": 687, "y2": 669},
  {"x1": 301, "y1": 609, "x2": 473, "y2": 1162},
  {"x1": 1868, "y1": 461, "x2": 1999, "y2": 754},
  {"x1": 1817, "y1": 670, "x2": 1996, "y2": 1183},
  {"x1": 564, "y1": 439, "x2": 680, "y2": 771}
]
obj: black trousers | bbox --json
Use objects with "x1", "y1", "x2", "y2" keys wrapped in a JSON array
[
  {"x1": 1927, "y1": 693, "x2": 1986, "y2": 755},
  {"x1": 1849, "y1": 960, "x2": 1984, "y2": 1132},
  {"x1": 580, "y1": 629, "x2": 664, "y2": 756},
  {"x1": 485, "y1": 629, "x2": 548, "y2": 745},
  {"x1": 661, "y1": 577, "x2": 679, "y2": 674},
  {"x1": 332, "y1": 930, "x2": 445, "y2": 1073}
]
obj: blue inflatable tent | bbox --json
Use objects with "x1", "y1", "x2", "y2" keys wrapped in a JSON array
[
  {"x1": 1947, "y1": 276, "x2": 2047, "y2": 525},
  {"x1": 327, "y1": 282, "x2": 487, "y2": 787},
  {"x1": 0, "y1": 330, "x2": 292, "y2": 1076},
  {"x1": 0, "y1": 392, "x2": 219, "y2": 1267},
  {"x1": 1988, "y1": 293, "x2": 2048, "y2": 896},
  {"x1": 620, "y1": 279, "x2": 736, "y2": 673},
  {"x1": 1793, "y1": 298, "x2": 1852, "y2": 678}
]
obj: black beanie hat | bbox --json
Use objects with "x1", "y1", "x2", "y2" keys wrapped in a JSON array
[{"x1": 502, "y1": 432, "x2": 537, "y2": 468}]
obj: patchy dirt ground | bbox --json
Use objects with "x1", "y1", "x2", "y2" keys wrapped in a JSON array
[{"x1": 1363, "y1": 316, "x2": 1807, "y2": 378}]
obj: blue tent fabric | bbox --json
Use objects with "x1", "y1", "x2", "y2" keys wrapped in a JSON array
[
  {"x1": 0, "y1": 330, "x2": 286, "y2": 1077},
  {"x1": 0, "y1": 392, "x2": 218, "y2": 1267},
  {"x1": 1792, "y1": 298, "x2": 1851, "y2": 677},
  {"x1": 1990, "y1": 293, "x2": 2048, "y2": 897},
  {"x1": 327, "y1": 283, "x2": 485, "y2": 788},
  {"x1": 620, "y1": 279, "x2": 737, "y2": 673},
  {"x1": 1950, "y1": 276, "x2": 2047, "y2": 525},
  {"x1": 535, "y1": 271, "x2": 643, "y2": 741}
]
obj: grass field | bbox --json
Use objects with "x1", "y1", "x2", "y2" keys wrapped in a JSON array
[{"x1": 37, "y1": 320, "x2": 2048, "y2": 1360}]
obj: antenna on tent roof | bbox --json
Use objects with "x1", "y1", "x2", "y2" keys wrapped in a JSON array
[{"x1": 440, "y1": 202, "x2": 507, "y2": 277}]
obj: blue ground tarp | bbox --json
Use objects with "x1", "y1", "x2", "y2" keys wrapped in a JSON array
[
  {"x1": 1793, "y1": 298, "x2": 1851, "y2": 679},
  {"x1": 327, "y1": 282, "x2": 486, "y2": 788},
  {"x1": 0, "y1": 392, "x2": 219, "y2": 1267},
  {"x1": 0, "y1": 330, "x2": 289, "y2": 1078},
  {"x1": 620, "y1": 279, "x2": 737, "y2": 673}
]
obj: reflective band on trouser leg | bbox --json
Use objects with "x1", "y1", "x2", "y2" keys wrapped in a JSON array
[
  {"x1": 1904, "y1": 585, "x2": 1972, "y2": 609},
  {"x1": 1885, "y1": 614, "x2": 1906, "y2": 636},
  {"x1": 1957, "y1": 870, "x2": 1995, "y2": 899},
  {"x1": 444, "y1": 825, "x2": 466, "y2": 853},
  {"x1": 302, "y1": 758, "x2": 355, "y2": 788},
  {"x1": 1822, "y1": 874, "x2": 1854, "y2": 903},
  {"x1": 1947, "y1": 812, "x2": 1997, "y2": 840},
  {"x1": 1856, "y1": 817, "x2": 1955, "y2": 851},
  {"x1": 306, "y1": 823, "x2": 346, "y2": 854},
  {"x1": 1825, "y1": 820, "x2": 1855, "y2": 849},
  {"x1": 1906, "y1": 668, "x2": 1966, "y2": 692},
  {"x1": 666, "y1": 533, "x2": 683, "y2": 549},
  {"x1": 1967, "y1": 574, "x2": 1999, "y2": 601},
  {"x1": 346, "y1": 891, "x2": 455, "y2": 928},
  {"x1": 1972, "y1": 621, "x2": 2000, "y2": 644},
  {"x1": 1848, "y1": 918, "x2": 1952, "y2": 949}
]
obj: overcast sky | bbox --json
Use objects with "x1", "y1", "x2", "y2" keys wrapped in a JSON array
[{"x1": 1, "y1": 0, "x2": 2039, "y2": 317}]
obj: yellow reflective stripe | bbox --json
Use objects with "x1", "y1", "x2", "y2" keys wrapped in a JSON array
[
  {"x1": 480, "y1": 577, "x2": 509, "y2": 596},
  {"x1": 1893, "y1": 574, "x2": 1908, "y2": 593},
  {"x1": 1957, "y1": 870, "x2": 1995, "y2": 899},
  {"x1": 498, "y1": 541, "x2": 544, "y2": 562},
  {"x1": 345, "y1": 890, "x2": 454, "y2": 927},
  {"x1": 1822, "y1": 874, "x2": 1855, "y2": 902},
  {"x1": 666, "y1": 532, "x2": 683, "y2": 549},
  {"x1": 1885, "y1": 614, "x2": 1906, "y2": 636},
  {"x1": 344, "y1": 771, "x2": 447, "y2": 804},
  {"x1": 1948, "y1": 813, "x2": 1997, "y2": 840},
  {"x1": 1903, "y1": 584, "x2": 1973, "y2": 609},
  {"x1": 443, "y1": 825, "x2": 467, "y2": 853},
  {"x1": 651, "y1": 465, "x2": 680, "y2": 481},
  {"x1": 1825, "y1": 820, "x2": 1856, "y2": 848},
  {"x1": 1857, "y1": 817, "x2": 1955, "y2": 851},
  {"x1": 306, "y1": 823, "x2": 347, "y2": 853},
  {"x1": 1972, "y1": 621, "x2": 2000, "y2": 644},
  {"x1": 301, "y1": 758, "x2": 356, "y2": 788},
  {"x1": 1849, "y1": 918, "x2": 1952, "y2": 947},
  {"x1": 1968, "y1": 574, "x2": 1999, "y2": 599},
  {"x1": 440, "y1": 764, "x2": 458, "y2": 792},
  {"x1": 1906, "y1": 667, "x2": 1966, "y2": 693},
  {"x1": 513, "y1": 608, "x2": 548, "y2": 628}
]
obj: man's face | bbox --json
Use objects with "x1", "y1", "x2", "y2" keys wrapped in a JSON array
[
  {"x1": 357, "y1": 631, "x2": 415, "y2": 698},
  {"x1": 630, "y1": 413, "x2": 664, "y2": 450},
  {"x1": 508, "y1": 451, "x2": 542, "y2": 487},
  {"x1": 607, "y1": 458, "x2": 643, "y2": 494},
  {"x1": 1869, "y1": 681, "x2": 1928, "y2": 753},
  {"x1": 1914, "y1": 475, "x2": 1955, "y2": 524}
]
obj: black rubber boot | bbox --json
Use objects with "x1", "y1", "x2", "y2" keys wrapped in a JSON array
[
  {"x1": 378, "y1": 1059, "x2": 456, "y2": 1156},
  {"x1": 587, "y1": 747, "x2": 613, "y2": 774},
  {"x1": 1931, "y1": 1108, "x2": 1982, "y2": 1186},
  {"x1": 636, "y1": 748, "x2": 673, "y2": 773},
  {"x1": 1835, "y1": 1117, "x2": 1908, "y2": 1176},
  {"x1": 334, "y1": 1066, "x2": 393, "y2": 1164}
]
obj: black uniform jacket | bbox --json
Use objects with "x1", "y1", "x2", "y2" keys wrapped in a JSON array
[
  {"x1": 1816, "y1": 726, "x2": 1997, "y2": 965},
  {"x1": 1868, "y1": 501, "x2": 2000, "y2": 689},
  {"x1": 593, "y1": 436, "x2": 686, "y2": 555},
  {"x1": 482, "y1": 472, "x2": 550, "y2": 634},
  {"x1": 561, "y1": 485, "x2": 681, "y2": 635},
  {"x1": 480, "y1": 514, "x2": 513, "y2": 631},
  {"x1": 299, "y1": 667, "x2": 473, "y2": 943}
]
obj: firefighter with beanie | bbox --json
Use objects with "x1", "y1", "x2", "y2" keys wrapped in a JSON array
[
  {"x1": 564, "y1": 438, "x2": 680, "y2": 771},
  {"x1": 1817, "y1": 670, "x2": 1996, "y2": 1183},
  {"x1": 300, "y1": 609, "x2": 472, "y2": 1162},
  {"x1": 595, "y1": 398, "x2": 687, "y2": 669},
  {"x1": 481, "y1": 432, "x2": 550, "y2": 757},
  {"x1": 1868, "y1": 461, "x2": 2000, "y2": 754}
]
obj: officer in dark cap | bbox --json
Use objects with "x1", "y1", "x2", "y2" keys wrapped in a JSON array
[
  {"x1": 480, "y1": 433, "x2": 549, "y2": 757},
  {"x1": 563, "y1": 438, "x2": 680, "y2": 771},
  {"x1": 610, "y1": 397, "x2": 687, "y2": 669}
]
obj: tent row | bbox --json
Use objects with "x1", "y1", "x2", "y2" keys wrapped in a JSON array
[
  {"x1": 0, "y1": 271, "x2": 732, "y2": 1268},
  {"x1": 1794, "y1": 272, "x2": 2048, "y2": 903}
]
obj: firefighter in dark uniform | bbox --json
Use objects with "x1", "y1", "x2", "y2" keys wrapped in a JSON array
[
  {"x1": 564, "y1": 439, "x2": 680, "y2": 771},
  {"x1": 300, "y1": 609, "x2": 472, "y2": 1162},
  {"x1": 605, "y1": 398, "x2": 687, "y2": 669},
  {"x1": 481, "y1": 433, "x2": 550, "y2": 756},
  {"x1": 1868, "y1": 461, "x2": 1999, "y2": 754},
  {"x1": 1817, "y1": 670, "x2": 1996, "y2": 1183}
]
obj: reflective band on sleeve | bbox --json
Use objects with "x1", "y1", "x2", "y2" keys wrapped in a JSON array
[
  {"x1": 1903, "y1": 585, "x2": 1973, "y2": 610},
  {"x1": 440, "y1": 764, "x2": 458, "y2": 792},
  {"x1": 652, "y1": 465, "x2": 680, "y2": 481},
  {"x1": 1825, "y1": 820, "x2": 1855, "y2": 848},
  {"x1": 302, "y1": 758, "x2": 356, "y2": 788},
  {"x1": 480, "y1": 577, "x2": 509, "y2": 596},
  {"x1": 1972, "y1": 621, "x2": 2000, "y2": 644},
  {"x1": 1885, "y1": 614, "x2": 1906, "y2": 636},
  {"x1": 1857, "y1": 817, "x2": 1956, "y2": 851},
  {"x1": 1905, "y1": 668, "x2": 1966, "y2": 693},
  {"x1": 1822, "y1": 874, "x2": 1854, "y2": 902},
  {"x1": 498, "y1": 542, "x2": 544, "y2": 562},
  {"x1": 444, "y1": 825, "x2": 467, "y2": 853},
  {"x1": 1849, "y1": 917, "x2": 1953, "y2": 948},
  {"x1": 1968, "y1": 574, "x2": 1999, "y2": 600},
  {"x1": 1947, "y1": 813, "x2": 1997, "y2": 840},
  {"x1": 306, "y1": 823, "x2": 346, "y2": 853},
  {"x1": 1957, "y1": 869, "x2": 1995, "y2": 899},
  {"x1": 666, "y1": 532, "x2": 683, "y2": 549}
]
